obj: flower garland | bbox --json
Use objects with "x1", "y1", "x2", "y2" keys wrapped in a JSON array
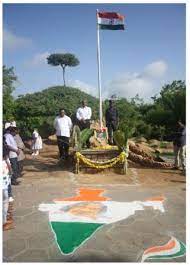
[{"x1": 75, "y1": 151, "x2": 127, "y2": 169}]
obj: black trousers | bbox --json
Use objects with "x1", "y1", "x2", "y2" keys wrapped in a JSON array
[
  {"x1": 78, "y1": 119, "x2": 91, "y2": 131},
  {"x1": 9, "y1": 157, "x2": 19, "y2": 182},
  {"x1": 18, "y1": 160, "x2": 24, "y2": 177},
  {"x1": 57, "y1": 136, "x2": 70, "y2": 159},
  {"x1": 107, "y1": 123, "x2": 117, "y2": 145}
]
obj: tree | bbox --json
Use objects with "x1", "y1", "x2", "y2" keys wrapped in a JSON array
[
  {"x1": 159, "y1": 80, "x2": 186, "y2": 124},
  {"x1": 3, "y1": 65, "x2": 17, "y2": 121},
  {"x1": 150, "y1": 80, "x2": 186, "y2": 126},
  {"x1": 47, "y1": 53, "x2": 80, "y2": 86}
]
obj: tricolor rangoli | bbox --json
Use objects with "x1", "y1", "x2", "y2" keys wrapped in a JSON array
[
  {"x1": 39, "y1": 188, "x2": 166, "y2": 255},
  {"x1": 141, "y1": 236, "x2": 186, "y2": 262}
]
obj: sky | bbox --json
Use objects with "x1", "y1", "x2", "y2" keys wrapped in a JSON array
[{"x1": 3, "y1": 3, "x2": 186, "y2": 101}]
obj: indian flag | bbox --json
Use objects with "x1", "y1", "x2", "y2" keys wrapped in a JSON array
[
  {"x1": 39, "y1": 189, "x2": 165, "y2": 255},
  {"x1": 97, "y1": 12, "x2": 125, "y2": 30}
]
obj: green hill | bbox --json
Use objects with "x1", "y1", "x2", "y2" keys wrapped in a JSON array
[{"x1": 15, "y1": 86, "x2": 99, "y2": 138}]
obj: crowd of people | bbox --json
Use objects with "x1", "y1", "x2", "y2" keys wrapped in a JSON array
[
  {"x1": 2, "y1": 99, "x2": 186, "y2": 230},
  {"x1": 3, "y1": 122, "x2": 25, "y2": 230},
  {"x1": 2, "y1": 122, "x2": 43, "y2": 231}
]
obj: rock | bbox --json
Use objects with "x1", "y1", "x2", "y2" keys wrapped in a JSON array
[
  {"x1": 129, "y1": 143, "x2": 153, "y2": 159},
  {"x1": 48, "y1": 135, "x2": 57, "y2": 145},
  {"x1": 24, "y1": 140, "x2": 32, "y2": 149},
  {"x1": 160, "y1": 141, "x2": 173, "y2": 149},
  {"x1": 48, "y1": 135, "x2": 57, "y2": 141},
  {"x1": 135, "y1": 137, "x2": 147, "y2": 143},
  {"x1": 128, "y1": 152, "x2": 172, "y2": 168},
  {"x1": 148, "y1": 139, "x2": 160, "y2": 147}
]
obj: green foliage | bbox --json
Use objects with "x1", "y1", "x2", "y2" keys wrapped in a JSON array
[
  {"x1": 47, "y1": 53, "x2": 80, "y2": 86},
  {"x1": 151, "y1": 80, "x2": 185, "y2": 122},
  {"x1": 71, "y1": 127, "x2": 94, "y2": 150},
  {"x1": 136, "y1": 120, "x2": 152, "y2": 139},
  {"x1": 80, "y1": 128, "x2": 94, "y2": 149},
  {"x1": 113, "y1": 130, "x2": 127, "y2": 151},
  {"x1": 15, "y1": 86, "x2": 99, "y2": 138},
  {"x1": 3, "y1": 65, "x2": 17, "y2": 121},
  {"x1": 144, "y1": 80, "x2": 185, "y2": 137}
]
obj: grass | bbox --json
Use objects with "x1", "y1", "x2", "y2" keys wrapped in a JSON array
[{"x1": 161, "y1": 152, "x2": 174, "y2": 156}]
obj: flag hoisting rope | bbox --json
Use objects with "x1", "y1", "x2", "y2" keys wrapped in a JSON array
[{"x1": 96, "y1": 10, "x2": 125, "y2": 129}]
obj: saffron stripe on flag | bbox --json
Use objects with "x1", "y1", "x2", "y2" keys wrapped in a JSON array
[{"x1": 98, "y1": 12, "x2": 124, "y2": 20}]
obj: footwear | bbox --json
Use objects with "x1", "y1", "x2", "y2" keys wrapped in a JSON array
[
  {"x1": 3, "y1": 223, "x2": 14, "y2": 231},
  {"x1": 9, "y1": 197, "x2": 14, "y2": 202}
]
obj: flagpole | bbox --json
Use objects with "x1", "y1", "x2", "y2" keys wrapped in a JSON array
[{"x1": 96, "y1": 9, "x2": 103, "y2": 130}]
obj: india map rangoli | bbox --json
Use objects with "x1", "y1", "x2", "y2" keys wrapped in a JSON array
[{"x1": 38, "y1": 188, "x2": 169, "y2": 255}]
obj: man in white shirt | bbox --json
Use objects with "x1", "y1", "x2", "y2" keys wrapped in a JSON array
[
  {"x1": 4, "y1": 127, "x2": 20, "y2": 185},
  {"x1": 76, "y1": 100, "x2": 92, "y2": 130},
  {"x1": 54, "y1": 108, "x2": 72, "y2": 160}
]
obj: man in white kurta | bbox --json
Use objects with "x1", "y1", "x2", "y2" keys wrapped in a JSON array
[
  {"x1": 54, "y1": 109, "x2": 72, "y2": 159},
  {"x1": 76, "y1": 100, "x2": 92, "y2": 130}
]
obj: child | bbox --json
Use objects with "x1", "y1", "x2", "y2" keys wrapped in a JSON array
[
  {"x1": 31, "y1": 129, "x2": 43, "y2": 156},
  {"x1": 2, "y1": 143, "x2": 14, "y2": 231}
]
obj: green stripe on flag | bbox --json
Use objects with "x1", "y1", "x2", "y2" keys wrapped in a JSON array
[
  {"x1": 99, "y1": 24, "x2": 124, "y2": 30},
  {"x1": 50, "y1": 221, "x2": 104, "y2": 254}
]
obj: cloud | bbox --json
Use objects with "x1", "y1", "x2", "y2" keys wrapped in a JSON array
[
  {"x1": 30, "y1": 52, "x2": 50, "y2": 66},
  {"x1": 25, "y1": 49, "x2": 65, "y2": 68},
  {"x1": 68, "y1": 79, "x2": 97, "y2": 97},
  {"x1": 104, "y1": 60, "x2": 168, "y2": 101},
  {"x1": 104, "y1": 73, "x2": 153, "y2": 99},
  {"x1": 3, "y1": 28, "x2": 32, "y2": 50},
  {"x1": 143, "y1": 60, "x2": 168, "y2": 78}
]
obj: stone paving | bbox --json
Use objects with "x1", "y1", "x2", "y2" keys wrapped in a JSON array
[{"x1": 3, "y1": 148, "x2": 186, "y2": 262}]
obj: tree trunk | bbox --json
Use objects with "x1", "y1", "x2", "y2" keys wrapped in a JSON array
[{"x1": 61, "y1": 65, "x2": 66, "y2": 86}]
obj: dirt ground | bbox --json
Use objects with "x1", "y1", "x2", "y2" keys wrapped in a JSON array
[{"x1": 23, "y1": 143, "x2": 185, "y2": 187}]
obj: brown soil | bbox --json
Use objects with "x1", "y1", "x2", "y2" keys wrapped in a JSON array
[{"x1": 22, "y1": 143, "x2": 185, "y2": 187}]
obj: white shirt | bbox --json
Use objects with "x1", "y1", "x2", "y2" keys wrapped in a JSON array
[
  {"x1": 76, "y1": 106, "x2": 92, "y2": 121},
  {"x1": 32, "y1": 131, "x2": 39, "y2": 138},
  {"x1": 54, "y1": 115, "x2": 72, "y2": 137},
  {"x1": 4, "y1": 133, "x2": 18, "y2": 159}
]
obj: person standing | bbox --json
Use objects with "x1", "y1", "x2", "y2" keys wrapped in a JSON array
[
  {"x1": 76, "y1": 100, "x2": 92, "y2": 130},
  {"x1": 14, "y1": 127, "x2": 25, "y2": 177},
  {"x1": 105, "y1": 100, "x2": 119, "y2": 145},
  {"x1": 54, "y1": 108, "x2": 72, "y2": 160},
  {"x1": 31, "y1": 129, "x2": 43, "y2": 156},
  {"x1": 173, "y1": 121, "x2": 186, "y2": 173},
  {"x1": 4, "y1": 127, "x2": 20, "y2": 185},
  {"x1": 2, "y1": 142, "x2": 14, "y2": 231}
]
